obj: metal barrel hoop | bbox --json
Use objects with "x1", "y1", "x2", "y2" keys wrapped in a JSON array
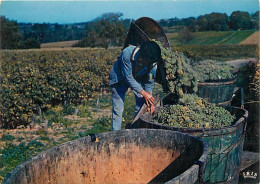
[{"x1": 204, "y1": 131, "x2": 246, "y2": 181}]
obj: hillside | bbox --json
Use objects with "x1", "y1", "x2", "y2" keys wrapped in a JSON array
[
  {"x1": 167, "y1": 30, "x2": 256, "y2": 46},
  {"x1": 239, "y1": 31, "x2": 259, "y2": 45},
  {"x1": 40, "y1": 30, "x2": 257, "y2": 49}
]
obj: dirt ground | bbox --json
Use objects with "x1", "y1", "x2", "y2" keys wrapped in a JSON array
[
  {"x1": 40, "y1": 40, "x2": 80, "y2": 48},
  {"x1": 239, "y1": 31, "x2": 259, "y2": 45},
  {"x1": 226, "y1": 58, "x2": 258, "y2": 68}
]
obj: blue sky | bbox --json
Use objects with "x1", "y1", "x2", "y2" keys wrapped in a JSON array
[{"x1": 0, "y1": 0, "x2": 259, "y2": 24}]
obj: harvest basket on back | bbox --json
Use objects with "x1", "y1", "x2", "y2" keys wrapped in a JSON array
[{"x1": 123, "y1": 17, "x2": 171, "y2": 90}]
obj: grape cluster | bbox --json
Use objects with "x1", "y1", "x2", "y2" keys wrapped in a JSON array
[
  {"x1": 192, "y1": 59, "x2": 236, "y2": 82},
  {"x1": 153, "y1": 94, "x2": 235, "y2": 128},
  {"x1": 155, "y1": 40, "x2": 198, "y2": 98}
]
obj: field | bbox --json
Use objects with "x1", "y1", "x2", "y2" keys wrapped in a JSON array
[
  {"x1": 240, "y1": 31, "x2": 260, "y2": 45},
  {"x1": 0, "y1": 31, "x2": 259, "y2": 182},
  {"x1": 39, "y1": 30, "x2": 258, "y2": 49},
  {"x1": 40, "y1": 40, "x2": 80, "y2": 49},
  {"x1": 167, "y1": 30, "x2": 256, "y2": 46}
]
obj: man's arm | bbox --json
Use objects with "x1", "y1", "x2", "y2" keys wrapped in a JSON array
[
  {"x1": 144, "y1": 64, "x2": 157, "y2": 94},
  {"x1": 121, "y1": 50, "x2": 143, "y2": 93}
]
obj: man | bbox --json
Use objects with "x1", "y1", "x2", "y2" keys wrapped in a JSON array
[{"x1": 109, "y1": 41, "x2": 161, "y2": 130}]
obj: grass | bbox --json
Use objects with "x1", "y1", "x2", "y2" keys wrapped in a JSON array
[
  {"x1": 0, "y1": 140, "x2": 46, "y2": 181},
  {"x1": 221, "y1": 30, "x2": 255, "y2": 44},
  {"x1": 167, "y1": 30, "x2": 256, "y2": 46}
]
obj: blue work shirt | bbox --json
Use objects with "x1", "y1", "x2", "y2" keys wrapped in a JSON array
[{"x1": 109, "y1": 45, "x2": 157, "y2": 94}]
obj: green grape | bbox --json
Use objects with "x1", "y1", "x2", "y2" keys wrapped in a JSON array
[
  {"x1": 153, "y1": 94, "x2": 235, "y2": 129},
  {"x1": 153, "y1": 40, "x2": 198, "y2": 98},
  {"x1": 192, "y1": 59, "x2": 236, "y2": 82}
]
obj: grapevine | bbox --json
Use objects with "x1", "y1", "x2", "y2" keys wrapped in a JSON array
[{"x1": 0, "y1": 48, "x2": 121, "y2": 128}]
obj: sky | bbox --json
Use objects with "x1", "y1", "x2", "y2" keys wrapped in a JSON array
[{"x1": 0, "y1": 0, "x2": 259, "y2": 24}]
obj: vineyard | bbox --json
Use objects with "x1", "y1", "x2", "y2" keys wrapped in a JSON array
[
  {"x1": 167, "y1": 30, "x2": 255, "y2": 46},
  {"x1": 1, "y1": 45, "x2": 257, "y2": 129},
  {"x1": 0, "y1": 45, "x2": 259, "y2": 182},
  {"x1": 0, "y1": 48, "x2": 121, "y2": 128},
  {"x1": 173, "y1": 44, "x2": 258, "y2": 61}
]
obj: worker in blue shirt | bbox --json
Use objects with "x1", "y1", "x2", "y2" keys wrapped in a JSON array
[{"x1": 109, "y1": 41, "x2": 161, "y2": 130}]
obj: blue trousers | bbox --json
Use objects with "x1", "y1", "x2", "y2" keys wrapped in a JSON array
[{"x1": 111, "y1": 82, "x2": 146, "y2": 130}]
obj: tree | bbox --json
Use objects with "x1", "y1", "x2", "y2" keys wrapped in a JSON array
[
  {"x1": 197, "y1": 16, "x2": 208, "y2": 31},
  {"x1": 229, "y1": 11, "x2": 253, "y2": 30},
  {"x1": 206, "y1": 13, "x2": 228, "y2": 31},
  {"x1": 197, "y1": 13, "x2": 228, "y2": 31},
  {"x1": 0, "y1": 17, "x2": 40, "y2": 49},
  {"x1": 178, "y1": 26, "x2": 194, "y2": 44},
  {"x1": 0, "y1": 16, "x2": 22, "y2": 49},
  {"x1": 252, "y1": 11, "x2": 259, "y2": 29},
  {"x1": 19, "y1": 38, "x2": 40, "y2": 49},
  {"x1": 75, "y1": 13, "x2": 129, "y2": 49}
]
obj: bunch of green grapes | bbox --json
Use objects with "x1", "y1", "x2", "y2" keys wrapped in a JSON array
[
  {"x1": 153, "y1": 94, "x2": 235, "y2": 128},
  {"x1": 155, "y1": 40, "x2": 198, "y2": 98},
  {"x1": 192, "y1": 60, "x2": 236, "y2": 82}
]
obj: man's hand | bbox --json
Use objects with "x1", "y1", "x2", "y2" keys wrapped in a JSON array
[
  {"x1": 150, "y1": 104, "x2": 155, "y2": 114},
  {"x1": 140, "y1": 90, "x2": 154, "y2": 106}
]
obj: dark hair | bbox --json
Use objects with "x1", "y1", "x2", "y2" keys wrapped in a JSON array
[{"x1": 139, "y1": 41, "x2": 161, "y2": 64}]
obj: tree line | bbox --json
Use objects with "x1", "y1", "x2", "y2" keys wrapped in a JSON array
[
  {"x1": 159, "y1": 11, "x2": 259, "y2": 32},
  {"x1": 0, "y1": 17, "x2": 41, "y2": 49},
  {"x1": 1, "y1": 10, "x2": 259, "y2": 49}
]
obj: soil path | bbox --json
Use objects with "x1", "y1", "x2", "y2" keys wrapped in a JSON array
[
  {"x1": 239, "y1": 31, "x2": 259, "y2": 45},
  {"x1": 226, "y1": 58, "x2": 258, "y2": 68}
]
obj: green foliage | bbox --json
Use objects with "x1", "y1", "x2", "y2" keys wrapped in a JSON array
[
  {"x1": 168, "y1": 30, "x2": 255, "y2": 46},
  {"x1": 1, "y1": 134, "x2": 15, "y2": 141},
  {"x1": 94, "y1": 116, "x2": 111, "y2": 128},
  {"x1": 229, "y1": 11, "x2": 253, "y2": 30},
  {"x1": 0, "y1": 48, "x2": 121, "y2": 128},
  {"x1": 178, "y1": 27, "x2": 194, "y2": 44},
  {"x1": 0, "y1": 89, "x2": 114, "y2": 181},
  {"x1": 19, "y1": 23, "x2": 86, "y2": 43},
  {"x1": 219, "y1": 30, "x2": 255, "y2": 44},
  {"x1": 0, "y1": 16, "x2": 40, "y2": 49},
  {"x1": 252, "y1": 11, "x2": 259, "y2": 29},
  {"x1": 74, "y1": 13, "x2": 130, "y2": 49},
  {"x1": 18, "y1": 38, "x2": 40, "y2": 49},
  {"x1": 0, "y1": 140, "x2": 45, "y2": 179},
  {"x1": 122, "y1": 91, "x2": 136, "y2": 127},
  {"x1": 172, "y1": 44, "x2": 258, "y2": 61},
  {"x1": 192, "y1": 60, "x2": 236, "y2": 82},
  {"x1": 159, "y1": 10, "x2": 258, "y2": 32},
  {"x1": 251, "y1": 62, "x2": 260, "y2": 98},
  {"x1": 197, "y1": 13, "x2": 229, "y2": 31},
  {"x1": 0, "y1": 16, "x2": 22, "y2": 49},
  {"x1": 78, "y1": 116, "x2": 112, "y2": 137},
  {"x1": 153, "y1": 94, "x2": 235, "y2": 128},
  {"x1": 231, "y1": 61, "x2": 259, "y2": 152}
]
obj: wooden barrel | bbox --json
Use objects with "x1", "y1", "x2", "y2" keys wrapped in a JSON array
[
  {"x1": 128, "y1": 94, "x2": 248, "y2": 183},
  {"x1": 197, "y1": 78, "x2": 237, "y2": 106},
  {"x1": 3, "y1": 129, "x2": 208, "y2": 184}
]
